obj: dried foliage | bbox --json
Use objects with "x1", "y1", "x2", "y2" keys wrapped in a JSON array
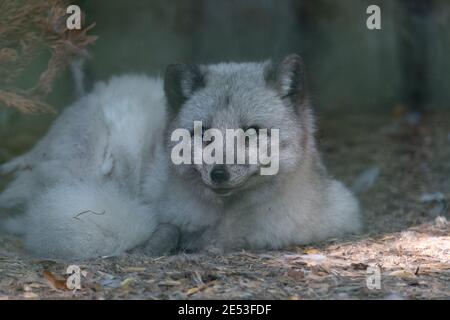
[{"x1": 0, "y1": 0, "x2": 97, "y2": 114}]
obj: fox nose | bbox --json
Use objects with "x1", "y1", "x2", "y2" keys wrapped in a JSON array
[{"x1": 210, "y1": 165, "x2": 230, "y2": 184}]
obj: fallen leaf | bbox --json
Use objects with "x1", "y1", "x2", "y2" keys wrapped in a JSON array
[
  {"x1": 120, "y1": 277, "x2": 135, "y2": 290},
  {"x1": 300, "y1": 254, "x2": 327, "y2": 266},
  {"x1": 43, "y1": 270, "x2": 68, "y2": 290},
  {"x1": 158, "y1": 280, "x2": 182, "y2": 286},
  {"x1": 186, "y1": 287, "x2": 201, "y2": 296},
  {"x1": 389, "y1": 270, "x2": 417, "y2": 279},
  {"x1": 304, "y1": 248, "x2": 320, "y2": 255},
  {"x1": 23, "y1": 292, "x2": 39, "y2": 299},
  {"x1": 186, "y1": 281, "x2": 217, "y2": 296}
]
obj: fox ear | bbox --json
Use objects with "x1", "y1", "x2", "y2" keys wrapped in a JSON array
[
  {"x1": 265, "y1": 54, "x2": 307, "y2": 106},
  {"x1": 164, "y1": 63, "x2": 205, "y2": 114}
]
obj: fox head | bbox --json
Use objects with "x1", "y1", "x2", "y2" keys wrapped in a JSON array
[{"x1": 163, "y1": 54, "x2": 316, "y2": 200}]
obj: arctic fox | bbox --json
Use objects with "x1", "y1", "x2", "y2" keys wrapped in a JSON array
[
  {"x1": 151, "y1": 54, "x2": 361, "y2": 251},
  {"x1": 0, "y1": 75, "x2": 168, "y2": 259},
  {"x1": 0, "y1": 54, "x2": 361, "y2": 259}
]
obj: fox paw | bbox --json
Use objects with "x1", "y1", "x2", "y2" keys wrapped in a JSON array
[{"x1": 134, "y1": 223, "x2": 180, "y2": 256}]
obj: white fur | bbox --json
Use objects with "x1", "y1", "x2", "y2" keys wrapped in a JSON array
[
  {"x1": 0, "y1": 75, "x2": 166, "y2": 259},
  {"x1": 148, "y1": 59, "x2": 361, "y2": 251},
  {"x1": 20, "y1": 183, "x2": 156, "y2": 260},
  {"x1": 1, "y1": 62, "x2": 361, "y2": 259},
  {"x1": 152, "y1": 150, "x2": 361, "y2": 252}
]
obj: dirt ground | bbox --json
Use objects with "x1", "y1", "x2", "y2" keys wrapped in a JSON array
[{"x1": 0, "y1": 111, "x2": 449, "y2": 299}]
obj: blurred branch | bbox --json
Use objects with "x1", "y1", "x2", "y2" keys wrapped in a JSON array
[{"x1": 0, "y1": 0, "x2": 97, "y2": 114}]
